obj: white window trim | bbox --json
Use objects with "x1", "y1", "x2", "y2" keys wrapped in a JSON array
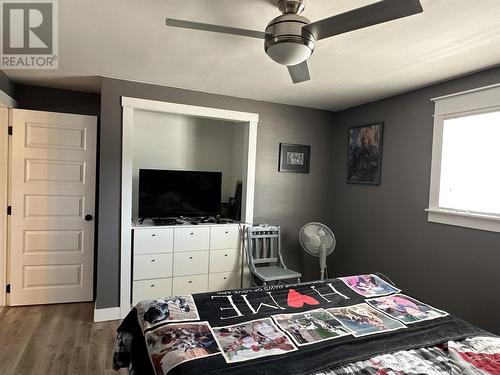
[{"x1": 427, "y1": 83, "x2": 500, "y2": 233}]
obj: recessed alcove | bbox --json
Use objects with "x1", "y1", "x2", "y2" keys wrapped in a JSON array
[
  {"x1": 131, "y1": 110, "x2": 245, "y2": 219},
  {"x1": 120, "y1": 97, "x2": 258, "y2": 317}
]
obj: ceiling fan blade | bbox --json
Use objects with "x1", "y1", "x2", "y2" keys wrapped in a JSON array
[
  {"x1": 166, "y1": 18, "x2": 266, "y2": 39},
  {"x1": 304, "y1": 0, "x2": 423, "y2": 41},
  {"x1": 287, "y1": 60, "x2": 310, "y2": 84}
]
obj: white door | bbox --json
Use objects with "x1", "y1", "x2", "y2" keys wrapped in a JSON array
[{"x1": 9, "y1": 109, "x2": 97, "y2": 305}]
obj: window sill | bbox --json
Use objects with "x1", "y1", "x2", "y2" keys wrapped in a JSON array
[{"x1": 426, "y1": 208, "x2": 500, "y2": 233}]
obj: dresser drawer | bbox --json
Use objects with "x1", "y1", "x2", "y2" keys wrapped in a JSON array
[
  {"x1": 134, "y1": 253, "x2": 173, "y2": 280},
  {"x1": 209, "y1": 249, "x2": 241, "y2": 273},
  {"x1": 173, "y1": 251, "x2": 209, "y2": 277},
  {"x1": 132, "y1": 278, "x2": 172, "y2": 305},
  {"x1": 134, "y1": 229, "x2": 173, "y2": 254},
  {"x1": 172, "y1": 274, "x2": 208, "y2": 295},
  {"x1": 208, "y1": 271, "x2": 241, "y2": 292},
  {"x1": 210, "y1": 226, "x2": 240, "y2": 250},
  {"x1": 174, "y1": 227, "x2": 210, "y2": 252}
]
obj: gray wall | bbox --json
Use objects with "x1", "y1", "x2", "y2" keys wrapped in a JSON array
[
  {"x1": 0, "y1": 74, "x2": 101, "y2": 116},
  {"x1": 0, "y1": 70, "x2": 15, "y2": 98},
  {"x1": 328, "y1": 66, "x2": 500, "y2": 334},
  {"x1": 96, "y1": 77, "x2": 336, "y2": 309},
  {"x1": 15, "y1": 83, "x2": 100, "y2": 116}
]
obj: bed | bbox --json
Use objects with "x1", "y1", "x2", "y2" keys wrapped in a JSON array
[{"x1": 113, "y1": 274, "x2": 500, "y2": 374}]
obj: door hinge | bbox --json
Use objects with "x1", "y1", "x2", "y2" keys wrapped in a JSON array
[
  {"x1": 8, "y1": 126, "x2": 12, "y2": 135},
  {"x1": 7, "y1": 206, "x2": 11, "y2": 215},
  {"x1": 6, "y1": 284, "x2": 10, "y2": 293}
]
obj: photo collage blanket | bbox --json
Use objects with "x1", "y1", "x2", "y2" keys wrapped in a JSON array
[{"x1": 122, "y1": 274, "x2": 489, "y2": 375}]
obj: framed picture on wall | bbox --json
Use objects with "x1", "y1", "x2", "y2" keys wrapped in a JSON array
[
  {"x1": 279, "y1": 143, "x2": 311, "y2": 173},
  {"x1": 347, "y1": 122, "x2": 383, "y2": 184}
]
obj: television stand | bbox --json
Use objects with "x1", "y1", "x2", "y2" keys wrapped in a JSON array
[
  {"x1": 179, "y1": 216, "x2": 236, "y2": 225},
  {"x1": 130, "y1": 220, "x2": 244, "y2": 304},
  {"x1": 152, "y1": 218, "x2": 183, "y2": 226},
  {"x1": 139, "y1": 216, "x2": 237, "y2": 227},
  {"x1": 216, "y1": 217, "x2": 235, "y2": 224}
]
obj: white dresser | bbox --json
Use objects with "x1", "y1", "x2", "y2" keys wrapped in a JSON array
[{"x1": 132, "y1": 223, "x2": 242, "y2": 304}]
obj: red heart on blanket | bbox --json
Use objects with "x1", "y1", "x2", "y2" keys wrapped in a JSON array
[{"x1": 287, "y1": 289, "x2": 320, "y2": 308}]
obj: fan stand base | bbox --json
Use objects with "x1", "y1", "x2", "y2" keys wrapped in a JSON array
[{"x1": 278, "y1": 0, "x2": 306, "y2": 15}]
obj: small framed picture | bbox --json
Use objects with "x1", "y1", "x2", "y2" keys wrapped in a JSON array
[
  {"x1": 279, "y1": 143, "x2": 311, "y2": 173},
  {"x1": 347, "y1": 123, "x2": 383, "y2": 184}
]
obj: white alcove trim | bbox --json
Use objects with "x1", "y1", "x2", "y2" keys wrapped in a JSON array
[{"x1": 110, "y1": 96, "x2": 258, "y2": 320}]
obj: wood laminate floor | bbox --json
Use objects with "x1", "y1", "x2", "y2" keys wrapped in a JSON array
[{"x1": 0, "y1": 303, "x2": 127, "y2": 375}]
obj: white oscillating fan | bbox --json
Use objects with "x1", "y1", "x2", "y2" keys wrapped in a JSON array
[{"x1": 299, "y1": 222, "x2": 336, "y2": 280}]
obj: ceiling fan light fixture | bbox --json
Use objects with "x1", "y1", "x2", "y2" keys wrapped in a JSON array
[
  {"x1": 264, "y1": 13, "x2": 315, "y2": 66},
  {"x1": 265, "y1": 38, "x2": 313, "y2": 66}
]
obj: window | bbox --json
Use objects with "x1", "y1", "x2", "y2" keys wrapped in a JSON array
[{"x1": 427, "y1": 84, "x2": 500, "y2": 233}]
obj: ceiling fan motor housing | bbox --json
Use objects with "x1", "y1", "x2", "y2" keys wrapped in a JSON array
[
  {"x1": 264, "y1": 13, "x2": 315, "y2": 66},
  {"x1": 278, "y1": 0, "x2": 306, "y2": 15}
]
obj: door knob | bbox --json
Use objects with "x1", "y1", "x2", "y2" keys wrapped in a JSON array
[{"x1": 84, "y1": 214, "x2": 93, "y2": 221}]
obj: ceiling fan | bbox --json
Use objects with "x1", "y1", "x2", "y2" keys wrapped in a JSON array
[{"x1": 166, "y1": 0, "x2": 423, "y2": 84}]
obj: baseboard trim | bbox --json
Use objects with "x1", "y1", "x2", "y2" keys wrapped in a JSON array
[{"x1": 93, "y1": 305, "x2": 121, "y2": 322}]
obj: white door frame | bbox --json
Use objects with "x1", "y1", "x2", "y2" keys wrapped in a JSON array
[
  {"x1": 112, "y1": 97, "x2": 258, "y2": 320},
  {"x1": 0, "y1": 89, "x2": 16, "y2": 307}
]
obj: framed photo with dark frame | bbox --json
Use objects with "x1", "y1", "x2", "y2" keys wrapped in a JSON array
[
  {"x1": 279, "y1": 143, "x2": 311, "y2": 173},
  {"x1": 347, "y1": 122, "x2": 383, "y2": 184}
]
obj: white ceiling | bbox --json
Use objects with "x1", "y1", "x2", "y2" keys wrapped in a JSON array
[{"x1": 5, "y1": 0, "x2": 500, "y2": 111}]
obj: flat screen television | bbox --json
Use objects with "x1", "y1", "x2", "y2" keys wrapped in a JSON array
[{"x1": 139, "y1": 169, "x2": 222, "y2": 218}]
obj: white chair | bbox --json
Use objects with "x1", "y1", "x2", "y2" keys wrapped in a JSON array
[{"x1": 245, "y1": 225, "x2": 301, "y2": 286}]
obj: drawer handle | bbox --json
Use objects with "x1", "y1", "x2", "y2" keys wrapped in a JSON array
[
  {"x1": 224, "y1": 254, "x2": 228, "y2": 257},
  {"x1": 190, "y1": 232, "x2": 194, "y2": 235},
  {"x1": 224, "y1": 277, "x2": 227, "y2": 280},
  {"x1": 150, "y1": 259, "x2": 156, "y2": 262},
  {"x1": 225, "y1": 231, "x2": 229, "y2": 234},
  {"x1": 150, "y1": 284, "x2": 155, "y2": 288},
  {"x1": 152, "y1": 234, "x2": 156, "y2": 237},
  {"x1": 188, "y1": 280, "x2": 192, "y2": 284},
  {"x1": 189, "y1": 256, "x2": 193, "y2": 259}
]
